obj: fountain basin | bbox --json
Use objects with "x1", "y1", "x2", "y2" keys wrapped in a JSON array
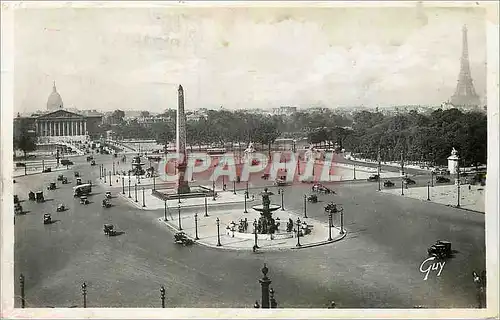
[{"x1": 252, "y1": 204, "x2": 281, "y2": 212}]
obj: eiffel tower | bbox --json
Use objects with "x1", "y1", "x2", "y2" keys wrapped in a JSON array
[{"x1": 450, "y1": 25, "x2": 481, "y2": 108}]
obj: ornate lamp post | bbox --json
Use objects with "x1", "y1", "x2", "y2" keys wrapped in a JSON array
[
  {"x1": 278, "y1": 188, "x2": 284, "y2": 210},
  {"x1": 401, "y1": 179, "x2": 404, "y2": 196},
  {"x1": 204, "y1": 195, "x2": 208, "y2": 217},
  {"x1": 296, "y1": 218, "x2": 302, "y2": 247},
  {"x1": 328, "y1": 212, "x2": 333, "y2": 241},
  {"x1": 19, "y1": 274, "x2": 25, "y2": 308},
  {"x1": 194, "y1": 213, "x2": 199, "y2": 240},
  {"x1": 160, "y1": 286, "x2": 165, "y2": 308},
  {"x1": 246, "y1": 181, "x2": 249, "y2": 198},
  {"x1": 303, "y1": 195, "x2": 308, "y2": 218},
  {"x1": 104, "y1": 168, "x2": 107, "y2": 183},
  {"x1": 142, "y1": 187, "x2": 146, "y2": 207},
  {"x1": 128, "y1": 178, "x2": 131, "y2": 198},
  {"x1": 164, "y1": 200, "x2": 168, "y2": 221},
  {"x1": 244, "y1": 191, "x2": 248, "y2": 213},
  {"x1": 134, "y1": 183, "x2": 138, "y2": 202},
  {"x1": 427, "y1": 181, "x2": 430, "y2": 201},
  {"x1": 353, "y1": 164, "x2": 356, "y2": 180},
  {"x1": 253, "y1": 218, "x2": 259, "y2": 249},
  {"x1": 109, "y1": 171, "x2": 112, "y2": 186},
  {"x1": 81, "y1": 282, "x2": 87, "y2": 308},
  {"x1": 212, "y1": 180, "x2": 216, "y2": 201},
  {"x1": 216, "y1": 217, "x2": 222, "y2": 246},
  {"x1": 258, "y1": 264, "x2": 272, "y2": 309},
  {"x1": 122, "y1": 177, "x2": 125, "y2": 194},
  {"x1": 340, "y1": 207, "x2": 345, "y2": 235},
  {"x1": 233, "y1": 180, "x2": 236, "y2": 195},
  {"x1": 177, "y1": 205, "x2": 182, "y2": 230}
]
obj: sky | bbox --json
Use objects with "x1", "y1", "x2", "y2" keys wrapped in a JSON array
[{"x1": 13, "y1": 3, "x2": 487, "y2": 113}]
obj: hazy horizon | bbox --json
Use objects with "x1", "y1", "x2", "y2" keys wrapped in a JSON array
[{"x1": 14, "y1": 5, "x2": 487, "y2": 114}]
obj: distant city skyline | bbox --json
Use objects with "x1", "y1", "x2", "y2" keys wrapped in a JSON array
[{"x1": 14, "y1": 5, "x2": 487, "y2": 113}]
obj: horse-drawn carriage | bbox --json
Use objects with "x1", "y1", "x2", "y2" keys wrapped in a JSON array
[
  {"x1": 307, "y1": 194, "x2": 318, "y2": 203},
  {"x1": 43, "y1": 213, "x2": 52, "y2": 224},
  {"x1": 103, "y1": 224, "x2": 116, "y2": 236},
  {"x1": 324, "y1": 202, "x2": 338, "y2": 214},
  {"x1": 174, "y1": 232, "x2": 194, "y2": 246},
  {"x1": 427, "y1": 240, "x2": 452, "y2": 259}
]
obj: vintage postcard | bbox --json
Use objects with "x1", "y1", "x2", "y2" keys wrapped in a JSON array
[{"x1": 1, "y1": 1, "x2": 498, "y2": 319}]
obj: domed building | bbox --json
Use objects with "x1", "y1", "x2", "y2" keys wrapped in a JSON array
[{"x1": 47, "y1": 81, "x2": 64, "y2": 111}]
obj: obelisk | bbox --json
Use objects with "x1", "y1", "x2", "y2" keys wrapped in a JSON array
[{"x1": 176, "y1": 85, "x2": 190, "y2": 194}]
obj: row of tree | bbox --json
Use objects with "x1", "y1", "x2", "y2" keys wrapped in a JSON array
[{"x1": 102, "y1": 107, "x2": 486, "y2": 167}]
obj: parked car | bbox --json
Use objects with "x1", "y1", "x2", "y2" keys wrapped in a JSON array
[
  {"x1": 403, "y1": 177, "x2": 416, "y2": 185},
  {"x1": 103, "y1": 224, "x2": 116, "y2": 236},
  {"x1": 367, "y1": 174, "x2": 380, "y2": 182},
  {"x1": 436, "y1": 176, "x2": 450, "y2": 183},
  {"x1": 43, "y1": 167, "x2": 52, "y2": 173},
  {"x1": 61, "y1": 159, "x2": 73, "y2": 166},
  {"x1": 47, "y1": 182, "x2": 57, "y2": 190},
  {"x1": 56, "y1": 204, "x2": 66, "y2": 212},
  {"x1": 383, "y1": 180, "x2": 395, "y2": 187}
]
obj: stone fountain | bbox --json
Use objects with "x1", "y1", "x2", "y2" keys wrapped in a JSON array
[
  {"x1": 252, "y1": 188, "x2": 281, "y2": 234},
  {"x1": 131, "y1": 154, "x2": 145, "y2": 176}
]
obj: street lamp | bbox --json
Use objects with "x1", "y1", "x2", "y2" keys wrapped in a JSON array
[
  {"x1": 296, "y1": 218, "x2": 302, "y2": 247},
  {"x1": 278, "y1": 188, "x2": 284, "y2": 210},
  {"x1": 204, "y1": 195, "x2": 208, "y2": 217},
  {"x1": 258, "y1": 264, "x2": 272, "y2": 309},
  {"x1": 164, "y1": 200, "x2": 168, "y2": 221},
  {"x1": 177, "y1": 205, "x2": 182, "y2": 230},
  {"x1": 19, "y1": 274, "x2": 25, "y2": 308},
  {"x1": 142, "y1": 187, "x2": 146, "y2": 207},
  {"x1": 353, "y1": 164, "x2": 356, "y2": 180},
  {"x1": 427, "y1": 181, "x2": 430, "y2": 201},
  {"x1": 112, "y1": 161, "x2": 115, "y2": 175},
  {"x1": 135, "y1": 183, "x2": 138, "y2": 202},
  {"x1": 246, "y1": 181, "x2": 249, "y2": 198},
  {"x1": 216, "y1": 217, "x2": 222, "y2": 246},
  {"x1": 401, "y1": 179, "x2": 404, "y2": 196},
  {"x1": 233, "y1": 180, "x2": 236, "y2": 195},
  {"x1": 212, "y1": 180, "x2": 216, "y2": 201},
  {"x1": 109, "y1": 171, "x2": 112, "y2": 186},
  {"x1": 303, "y1": 195, "x2": 307, "y2": 218},
  {"x1": 253, "y1": 218, "x2": 259, "y2": 249},
  {"x1": 194, "y1": 213, "x2": 200, "y2": 240},
  {"x1": 128, "y1": 178, "x2": 131, "y2": 198},
  {"x1": 153, "y1": 175, "x2": 156, "y2": 191},
  {"x1": 160, "y1": 286, "x2": 166, "y2": 308},
  {"x1": 81, "y1": 282, "x2": 87, "y2": 308},
  {"x1": 457, "y1": 164, "x2": 461, "y2": 208},
  {"x1": 340, "y1": 207, "x2": 344, "y2": 235},
  {"x1": 104, "y1": 168, "x2": 107, "y2": 183},
  {"x1": 328, "y1": 212, "x2": 333, "y2": 241},
  {"x1": 244, "y1": 191, "x2": 248, "y2": 213},
  {"x1": 122, "y1": 177, "x2": 125, "y2": 194}
]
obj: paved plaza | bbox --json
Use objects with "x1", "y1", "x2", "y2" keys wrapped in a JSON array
[{"x1": 12, "y1": 153, "x2": 486, "y2": 308}]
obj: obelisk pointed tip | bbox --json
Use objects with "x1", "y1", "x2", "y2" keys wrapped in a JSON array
[{"x1": 178, "y1": 84, "x2": 183, "y2": 90}]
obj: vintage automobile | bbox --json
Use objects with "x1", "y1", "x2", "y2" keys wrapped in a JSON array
[
  {"x1": 56, "y1": 204, "x2": 66, "y2": 212},
  {"x1": 105, "y1": 191, "x2": 112, "y2": 199},
  {"x1": 76, "y1": 178, "x2": 82, "y2": 186},
  {"x1": 74, "y1": 184, "x2": 92, "y2": 197},
  {"x1": 274, "y1": 178, "x2": 287, "y2": 187},
  {"x1": 74, "y1": 171, "x2": 80, "y2": 177},
  {"x1": 47, "y1": 182, "x2": 57, "y2": 190},
  {"x1": 14, "y1": 195, "x2": 19, "y2": 204},
  {"x1": 61, "y1": 159, "x2": 73, "y2": 166},
  {"x1": 103, "y1": 224, "x2": 116, "y2": 236},
  {"x1": 383, "y1": 180, "x2": 395, "y2": 187},
  {"x1": 80, "y1": 196, "x2": 89, "y2": 205},
  {"x1": 436, "y1": 176, "x2": 451, "y2": 183},
  {"x1": 307, "y1": 194, "x2": 318, "y2": 203},
  {"x1": 261, "y1": 173, "x2": 270, "y2": 180},
  {"x1": 102, "y1": 199, "x2": 111, "y2": 208},
  {"x1": 86, "y1": 156, "x2": 93, "y2": 162},
  {"x1": 62, "y1": 177, "x2": 69, "y2": 184},
  {"x1": 403, "y1": 177, "x2": 416, "y2": 185},
  {"x1": 324, "y1": 202, "x2": 338, "y2": 214},
  {"x1": 428, "y1": 240, "x2": 452, "y2": 259},
  {"x1": 367, "y1": 174, "x2": 380, "y2": 182},
  {"x1": 174, "y1": 232, "x2": 194, "y2": 246},
  {"x1": 36, "y1": 191, "x2": 45, "y2": 203},
  {"x1": 28, "y1": 191, "x2": 35, "y2": 201},
  {"x1": 43, "y1": 167, "x2": 52, "y2": 173},
  {"x1": 14, "y1": 203, "x2": 23, "y2": 215},
  {"x1": 43, "y1": 213, "x2": 52, "y2": 224},
  {"x1": 90, "y1": 160, "x2": 96, "y2": 166},
  {"x1": 57, "y1": 174, "x2": 64, "y2": 181}
]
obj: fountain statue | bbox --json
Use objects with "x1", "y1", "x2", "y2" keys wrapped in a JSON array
[
  {"x1": 252, "y1": 188, "x2": 281, "y2": 234},
  {"x1": 131, "y1": 154, "x2": 145, "y2": 176}
]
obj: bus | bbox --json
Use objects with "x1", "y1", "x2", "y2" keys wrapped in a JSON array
[{"x1": 73, "y1": 184, "x2": 92, "y2": 197}]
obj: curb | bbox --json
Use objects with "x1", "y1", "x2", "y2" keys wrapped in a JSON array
[
  {"x1": 379, "y1": 189, "x2": 485, "y2": 214},
  {"x1": 156, "y1": 218, "x2": 347, "y2": 252}
]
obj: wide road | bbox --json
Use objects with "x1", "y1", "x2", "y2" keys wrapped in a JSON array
[{"x1": 13, "y1": 153, "x2": 485, "y2": 308}]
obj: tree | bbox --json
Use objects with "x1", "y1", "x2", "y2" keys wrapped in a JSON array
[
  {"x1": 254, "y1": 117, "x2": 281, "y2": 158},
  {"x1": 14, "y1": 120, "x2": 37, "y2": 158},
  {"x1": 111, "y1": 110, "x2": 125, "y2": 124},
  {"x1": 140, "y1": 111, "x2": 150, "y2": 118}
]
